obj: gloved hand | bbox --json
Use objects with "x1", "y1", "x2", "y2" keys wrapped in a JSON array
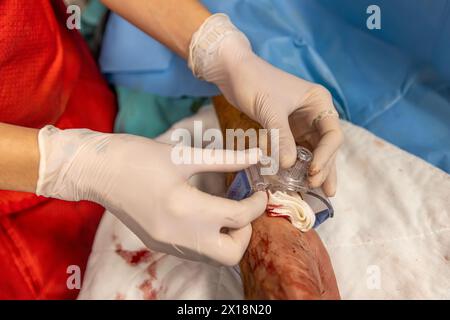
[
  {"x1": 189, "y1": 14, "x2": 344, "y2": 196},
  {"x1": 36, "y1": 126, "x2": 267, "y2": 266}
]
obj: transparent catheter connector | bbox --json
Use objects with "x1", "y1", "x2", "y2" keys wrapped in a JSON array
[
  {"x1": 227, "y1": 146, "x2": 334, "y2": 228},
  {"x1": 245, "y1": 163, "x2": 268, "y2": 192},
  {"x1": 279, "y1": 146, "x2": 313, "y2": 192}
]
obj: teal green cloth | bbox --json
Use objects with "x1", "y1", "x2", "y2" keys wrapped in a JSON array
[
  {"x1": 80, "y1": 0, "x2": 107, "y2": 51},
  {"x1": 114, "y1": 86, "x2": 207, "y2": 138}
]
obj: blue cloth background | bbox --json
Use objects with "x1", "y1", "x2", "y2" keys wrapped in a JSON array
[{"x1": 99, "y1": 0, "x2": 450, "y2": 172}]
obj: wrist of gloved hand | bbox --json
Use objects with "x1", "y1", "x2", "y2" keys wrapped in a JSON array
[
  {"x1": 36, "y1": 125, "x2": 114, "y2": 203},
  {"x1": 188, "y1": 14, "x2": 266, "y2": 123},
  {"x1": 188, "y1": 14, "x2": 252, "y2": 84}
]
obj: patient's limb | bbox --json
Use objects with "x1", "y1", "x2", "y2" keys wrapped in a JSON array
[
  {"x1": 241, "y1": 215, "x2": 339, "y2": 299},
  {"x1": 214, "y1": 96, "x2": 340, "y2": 300}
]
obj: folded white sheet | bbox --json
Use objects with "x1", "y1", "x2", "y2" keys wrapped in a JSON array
[{"x1": 78, "y1": 105, "x2": 450, "y2": 300}]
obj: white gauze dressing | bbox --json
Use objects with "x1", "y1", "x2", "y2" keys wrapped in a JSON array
[{"x1": 267, "y1": 190, "x2": 315, "y2": 232}]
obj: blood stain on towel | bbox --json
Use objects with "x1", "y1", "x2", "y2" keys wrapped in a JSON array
[
  {"x1": 115, "y1": 292, "x2": 126, "y2": 300},
  {"x1": 147, "y1": 262, "x2": 158, "y2": 279},
  {"x1": 139, "y1": 257, "x2": 169, "y2": 299},
  {"x1": 115, "y1": 244, "x2": 152, "y2": 266},
  {"x1": 139, "y1": 279, "x2": 159, "y2": 300}
]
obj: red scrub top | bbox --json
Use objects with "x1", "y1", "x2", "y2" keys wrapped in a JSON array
[{"x1": 0, "y1": 0, "x2": 116, "y2": 299}]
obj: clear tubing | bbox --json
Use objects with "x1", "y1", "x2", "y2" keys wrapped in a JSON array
[
  {"x1": 245, "y1": 164, "x2": 267, "y2": 192},
  {"x1": 279, "y1": 146, "x2": 313, "y2": 192}
]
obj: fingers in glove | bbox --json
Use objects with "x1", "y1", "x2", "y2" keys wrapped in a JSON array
[
  {"x1": 179, "y1": 147, "x2": 261, "y2": 177},
  {"x1": 209, "y1": 224, "x2": 253, "y2": 266},
  {"x1": 221, "y1": 191, "x2": 267, "y2": 229},
  {"x1": 266, "y1": 114, "x2": 297, "y2": 169},
  {"x1": 183, "y1": 187, "x2": 267, "y2": 227},
  {"x1": 321, "y1": 160, "x2": 337, "y2": 197},
  {"x1": 308, "y1": 153, "x2": 336, "y2": 191},
  {"x1": 177, "y1": 187, "x2": 265, "y2": 265},
  {"x1": 309, "y1": 116, "x2": 343, "y2": 176}
]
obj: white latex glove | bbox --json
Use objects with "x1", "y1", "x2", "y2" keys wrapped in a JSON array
[
  {"x1": 36, "y1": 126, "x2": 267, "y2": 266},
  {"x1": 189, "y1": 14, "x2": 344, "y2": 196}
]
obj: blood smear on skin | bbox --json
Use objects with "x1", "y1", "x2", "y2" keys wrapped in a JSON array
[{"x1": 115, "y1": 244, "x2": 152, "y2": 266}]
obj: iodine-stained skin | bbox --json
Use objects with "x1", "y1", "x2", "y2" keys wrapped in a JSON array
[
  {"x1": 214, "y1": 96, "x2": 340, "y2": 300},
  {"x1": 240, "y1": 215, "x2": 340, "y2": 299}
]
